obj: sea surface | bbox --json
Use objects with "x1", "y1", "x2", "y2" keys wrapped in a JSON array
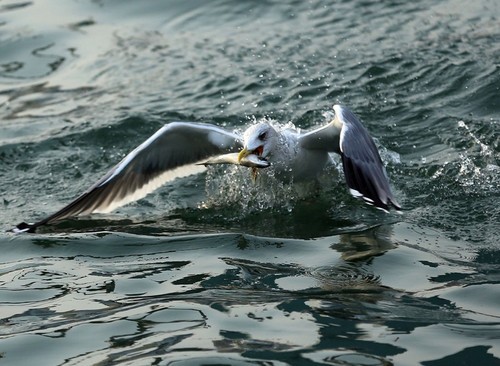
[{"x1": 0, "y1": 0, "x2": 499, "y2": 365}]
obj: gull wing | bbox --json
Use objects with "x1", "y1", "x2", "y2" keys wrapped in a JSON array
[
  {"x1": 299, "y1": 105, "x2": 400, "y2": 211},
  {"x1": 14, "y1": 122, "x2": 242, "y2": 232}
]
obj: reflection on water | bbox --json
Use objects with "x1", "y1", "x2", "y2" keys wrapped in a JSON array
[{"x1": 2, "y1": 224, "x2": 498, "y2": 364}]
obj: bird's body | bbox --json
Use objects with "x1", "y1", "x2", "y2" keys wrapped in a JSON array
[
  {"x1": 13, "y1": 105, "x2": 400, "y2": 233},
  {"x1": 244, "y1": 125, "x2": 331, "y2": 182}
]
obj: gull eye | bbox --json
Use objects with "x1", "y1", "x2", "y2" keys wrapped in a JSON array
[{"x1": 258, "y1": 131, "x2": 267, "y2": 140}]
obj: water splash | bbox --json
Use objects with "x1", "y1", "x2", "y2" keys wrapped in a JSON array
[
  {"x1": 200, "y1": 114, "x2": 402, "y2": 217},
  {"x1": 456, "y1": 120, "x2": 499, "y2": 193},
  {"x1": 457, "y1": 120, "x2": 494, "y2": 159},
  {"x1": 201, "y1": 118, "x2": 306, "y2": 214},
  {"x1": 201, "y1": 164, "x2": 299, "y2": 214}
]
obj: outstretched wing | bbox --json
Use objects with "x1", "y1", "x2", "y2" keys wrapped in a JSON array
[
  {"x1": 14, "y1": 122, "x2": 242, "y2": 232},
  {"x1": 299, "y1": 104, "x2": 400, "y2": 212}
]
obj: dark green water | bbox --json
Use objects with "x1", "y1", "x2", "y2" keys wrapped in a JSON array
[{"x1": 0, "y1": 0, "x2": 499, "y2": 365}]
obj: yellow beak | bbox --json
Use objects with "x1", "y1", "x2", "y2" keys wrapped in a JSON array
[{"x1": 237, "y1": 147, "x2": 250, "y2": 163}]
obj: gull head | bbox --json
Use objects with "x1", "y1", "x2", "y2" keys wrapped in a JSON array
[{"x1": 238, "y1": 122, "x2": 278, "y2": 162}]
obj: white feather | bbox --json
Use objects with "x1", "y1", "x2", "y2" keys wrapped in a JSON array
[{"x1": 94, "y1": 163, "x2": 206, "y2": 213}]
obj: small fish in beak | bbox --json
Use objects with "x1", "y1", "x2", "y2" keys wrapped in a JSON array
[{"x1": 199, "y1": 152, "x2": 270, "y2": 168}]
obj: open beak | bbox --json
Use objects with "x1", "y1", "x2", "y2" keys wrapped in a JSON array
[{"x1": 238, "y1": 145, "x2": 264, "y2": 163}]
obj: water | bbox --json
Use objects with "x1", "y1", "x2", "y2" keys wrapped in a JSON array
[{"x1": 0, "y1": 0, "x2": 499, "y2": 364}]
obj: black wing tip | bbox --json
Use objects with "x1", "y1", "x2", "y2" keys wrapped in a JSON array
[
  {"x1": 379, "y1": 197, "x2": 402, "y2": 212},
  {"x1": 348, "y1": 187, "x2": 401, "y2": 213},
  {"x1": 341, "y1": 152, "x2": 400, "y2": 213},
  {"x1": 10, "y1": 222, "x2": 38, "y2": 234},
  {"x1": 389, "y1": 198, "x2": 402, "y2": 211}
]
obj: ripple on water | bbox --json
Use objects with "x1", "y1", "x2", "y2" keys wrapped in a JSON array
[{"x1": 0, "y1": 220, "x2": 497, "y2": 364}]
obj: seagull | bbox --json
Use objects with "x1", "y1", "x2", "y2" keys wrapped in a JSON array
[{"x1": 12, "y1": 105, "x2": 400, "y2": 233}]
